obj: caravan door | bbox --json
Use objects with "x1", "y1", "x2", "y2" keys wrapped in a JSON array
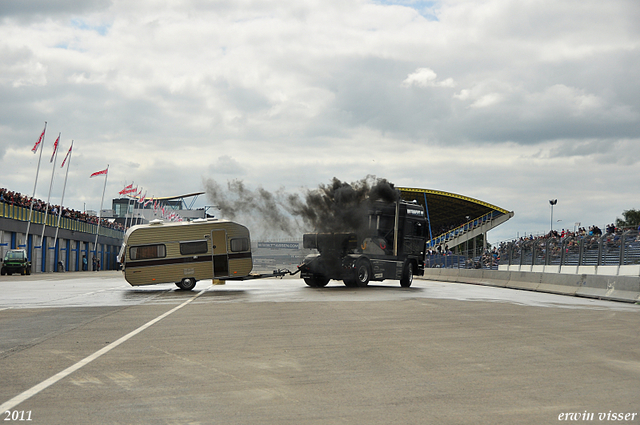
[{"x1": 211, "y1": 229, "x2": 229, "y2": 277}]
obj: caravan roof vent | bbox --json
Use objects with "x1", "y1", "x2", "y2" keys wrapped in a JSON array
[{"x1": 149, "y1": 219, "x2": 164, "y2": 225}]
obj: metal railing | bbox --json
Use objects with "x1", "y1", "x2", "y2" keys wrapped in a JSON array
[
  {"x1": 498, "y1": 230, "x2": 640, "y2": 268},
  {"x1": 425, "y1": 229, "x2": 640, "y2": 270},
  {"x1": 428, "y1": 210, "x2": 503, "y2": 247},
  {"x1": 0, "y1": 202, "x2": 124, "y2": 239}
]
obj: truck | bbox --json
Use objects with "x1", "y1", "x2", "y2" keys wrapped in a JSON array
[
  {"x1": 119, "y1": 218, "x2": 253, "y2": 290},
  {"x1": 1, "y1": 249, "x2": 32, "y2": 276},
  {"x1": 299, "y1": 200, "x2": 428, "y2": 288}
]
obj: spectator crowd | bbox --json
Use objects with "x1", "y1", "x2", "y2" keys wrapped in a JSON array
[{"x1": 0, "y1": 188, "x2": 124, "y2": 231}]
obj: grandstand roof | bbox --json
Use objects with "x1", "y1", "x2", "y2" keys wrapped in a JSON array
[
  {"x1": 397, "y1": 187, "x2": 512, "y2": 233},
  {"x1": 141, "y1": 192, "x2": 205, "y2": 202}
]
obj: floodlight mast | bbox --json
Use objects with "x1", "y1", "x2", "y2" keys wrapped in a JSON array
[{"x1": 549, "y1": 199, "x2": 558, "y2": 232}]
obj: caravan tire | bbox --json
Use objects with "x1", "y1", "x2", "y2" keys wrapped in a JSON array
[{"x1": 177, "y1": 278, "x2": 197, "y2": 291}]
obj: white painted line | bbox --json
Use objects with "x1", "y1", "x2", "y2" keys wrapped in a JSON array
[{"x1": 0, "y1": 287, "x2": 209, "y2": 412}]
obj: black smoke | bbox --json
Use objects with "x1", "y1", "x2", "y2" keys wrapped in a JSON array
[{"x1": 203, "y1": 175, "x2": 400, "y2": 239}]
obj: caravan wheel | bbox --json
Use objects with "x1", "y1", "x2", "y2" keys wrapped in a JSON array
[{"x1": 177, "y1": 278, "x2": 197, "y2": 291}]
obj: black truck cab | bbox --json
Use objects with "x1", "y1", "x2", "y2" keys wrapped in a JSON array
[{"x1": 299, "y1": 201, "x2": 427, "y2": 288}]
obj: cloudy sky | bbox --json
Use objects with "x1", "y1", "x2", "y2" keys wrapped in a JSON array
[{"x1": 1, "y1": 0, "x2": 639, "y2": 243}]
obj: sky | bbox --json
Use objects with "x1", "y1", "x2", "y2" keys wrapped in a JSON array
[{"x1": 1, "y1": 0, "x2": 639, "y2": 244}]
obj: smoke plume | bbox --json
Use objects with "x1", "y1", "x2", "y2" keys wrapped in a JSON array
[{"x1": 203, "y1": 175, "x2": 400, "y2": 239}]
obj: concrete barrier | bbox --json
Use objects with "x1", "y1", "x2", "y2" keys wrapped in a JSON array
[
  {"x1": 538, "y1": 273, "x2": 583, "y2": 296},
  {"x1": 544, "y1": 265, "x2": 560, "y2": 274},
  {"x1": 480, "y1": 269, "x2": 510, "y2": 288},
  {"x1": 578, "y1": 265, "x2": 597, "y2": 275},
  {"x1": 577, "y1": 275, "x2": 640, "y2": 303},
  {"x1": 458, "y1": 269, "x2": 484, "y2": 285},
  {"x1": 618, "y1": 265, "x2": 640, "y2": 277},
  {"x1": 432, "y1": 268, "x2": 459, "y2": 282},
  {"x1": 596, "y1": 265, "x2": 619, "y2": 276},
  {"x1": 421, "y1": 267, "x2": 640, "y2": 303},
  {"x1": 560, "y1": 265, "x2": 578, "y2": 274},
  {"x1": 507, "y1": 271, "x2": 542, "y2": 291}
]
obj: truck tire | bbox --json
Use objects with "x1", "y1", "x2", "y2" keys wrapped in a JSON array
[
  {"x1": 304, "y1": 275, "x2": 329, "y2": 288},
  {"x1": 176, "y1": 278, "x2": 197, "y2": 291},
  {"x1": 400, "y1": 261, "x2": 413, "y2": 287},
  {"x1": 1, "y1": 267, "x2": 5, "y2": 276},
  {"x1": 354, "y1": 259, "x2": 370, "y2": 287}
]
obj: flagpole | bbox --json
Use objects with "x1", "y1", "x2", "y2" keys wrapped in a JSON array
[
  {"x1": 25, "y1": 122, "x2": 47, "y2": 250},
  {"x1": 53, "y1": 141, "x2": 73, "y2": 254},
  {"x1": 124, "y1": 186, "x2": 135, "y2": 229},
  {"x1": 39, "y1": 133, "x2": 60, "y2": 262},
  {"x1": 93, "y1": 165, "x2": 109, "y2": 269},
  {"x1": 136, "y1": 188, "x2": 143, "y2": 225}
]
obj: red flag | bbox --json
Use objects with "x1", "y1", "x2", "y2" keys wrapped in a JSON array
[
  {"x1": 50, "y1": 134, "x2": 60, "y2": 163},
  {"x1": 61, "y1": 142, "x2": 73, "y2": 168},
  {"x1": 90, "y1": 168, "x2": 108, "y2": 178},
  {"x1": 32, "y1": 125, "x2": 46, "y2": 153}
]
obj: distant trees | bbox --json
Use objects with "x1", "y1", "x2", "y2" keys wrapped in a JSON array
[{"x1": 615, "y1": 209, "x2": 640, "y2": 229}]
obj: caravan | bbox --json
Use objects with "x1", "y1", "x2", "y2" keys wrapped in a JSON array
[{"x1": 120, "y1": 218, "x2": 252, "y2": 290}]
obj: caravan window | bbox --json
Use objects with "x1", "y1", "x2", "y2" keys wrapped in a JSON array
[
  {"x1": 180, "y1": 240, "x2": 208, "y2": 255},
  {"x1": 230, "y1": 238, "x2": 249, "y2": 252},
  {"x1": 130, "y1": 244, "x2": 166, "y2": 260}
]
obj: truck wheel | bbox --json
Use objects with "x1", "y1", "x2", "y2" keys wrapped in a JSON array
[
  {"x1": 1, "y1": 268, "x2": 5, "y2": 276},
  {"x1": 400, "y1": 261, "x2": 413, "y2": 287},
  {"x1": 354, "y1": 260, "x2": 370, "y2": 287},
  {"x1": 304, "y1": 275, "x2": 329, "y2": 288},
  {"x1": 177, "y1": 278, "x2": 197, "y2": 291}
]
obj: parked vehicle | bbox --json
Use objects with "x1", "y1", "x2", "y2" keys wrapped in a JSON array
[{"x1": 1, "y1": 249, "x2": 31, "y2": 276}]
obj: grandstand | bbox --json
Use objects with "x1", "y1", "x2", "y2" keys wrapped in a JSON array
[
  {"x1": 497, "y1": 229, "x2": 640, "y2": 275},
  {"x1": 397, "y1": 187, "x2": 514, "y2": 250}
]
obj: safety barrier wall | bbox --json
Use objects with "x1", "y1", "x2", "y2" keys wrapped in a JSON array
[{"x1": 421, "y1": 268, "x2": 640, "y2": 303}]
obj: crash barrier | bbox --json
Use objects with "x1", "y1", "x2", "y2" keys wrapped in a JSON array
[{"x1": 422, "y1": 268, "x2": 640, "y2": 303}]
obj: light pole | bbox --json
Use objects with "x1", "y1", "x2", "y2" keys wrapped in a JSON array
[{"x1": 549, "y1": 199, "x2": 557, "y2": 232}]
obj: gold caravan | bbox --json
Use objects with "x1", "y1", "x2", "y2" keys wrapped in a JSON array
[{"x1": 119, "y1": 218, "x2": 252, "y2": 290}]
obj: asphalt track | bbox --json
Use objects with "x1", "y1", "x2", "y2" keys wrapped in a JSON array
[{"x1": 0, "y1": 271, "x2": 639, "y2": 424}]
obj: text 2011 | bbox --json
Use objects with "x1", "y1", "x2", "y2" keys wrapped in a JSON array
[{"x1": 4, "y1": 411, "x2": 32, "y2": 421}]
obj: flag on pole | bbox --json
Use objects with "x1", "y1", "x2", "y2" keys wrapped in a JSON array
[
  {"x1": 50, "y1": 134, "x2": 60, "y2": 163},
  {"x1": 119, "y1": 186, "x2": 137, "y2": 195},
  {"x1": 32, "y1": 125, "x2": 46, "y2": 153},
  {"x1": 90, "y1": 168, "x2": 108, "y2": 178},
  {"x1": 60, "y1": 142, "x2": 73, "y2": 168}
]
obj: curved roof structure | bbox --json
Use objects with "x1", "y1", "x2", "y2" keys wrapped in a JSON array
[{"x1": 397, "y1": 187, "x2": 514, "y2": 245}]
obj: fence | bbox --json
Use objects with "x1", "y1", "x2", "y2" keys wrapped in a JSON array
[
  {"x1": 0, "y1": 202, "x2": 124, "y2": 240},
  {"x1": 498, "y1": 230, "x2": 640, "y2": 268},
  {"x1": 427, "y1": 229, "x2": 640, "y2": 273}
]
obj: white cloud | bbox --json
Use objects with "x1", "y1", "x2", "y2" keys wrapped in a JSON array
[
  {"x1": 0, "y1": 0, "x2": 639, "y2": 243},
  {"x1": 402, "y1": 68, "x2": 456, "y2": 88}
]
